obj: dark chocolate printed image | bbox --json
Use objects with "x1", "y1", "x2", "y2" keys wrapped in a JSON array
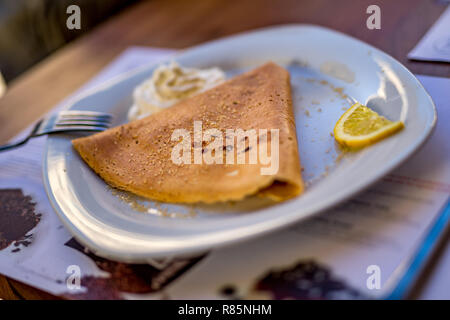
[
  {"x1": 0, "y1": 189, "x2": 42, "y2": 252},
  {"x1": 250, "y1": 260, "x2": 368, "y2": 300},
  {"x1": 63, "y1": 238, "x2": 206, "y2": 299}
]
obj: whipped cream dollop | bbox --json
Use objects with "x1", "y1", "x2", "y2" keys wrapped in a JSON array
[{"x1": 128, "y1": 61, "x2": 226, "y2": 121}]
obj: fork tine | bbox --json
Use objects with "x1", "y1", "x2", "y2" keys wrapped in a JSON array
[
  {"x1": 54, "y1": 121, "x2": 111, "y2": 128},
  {"x1": 56, "y1": 118, "x2": 112, "y2": 125},
  {"x1": 59, "y1": 114, "x2": 113, "y2": 120},
  {"x1": 54, "y1": 110, "x2": 114, "y2": 127},
  {"x1": 58, "y1": 111, "x2": 113, "y2": 123},
  {"x1": 42, "y1": 111, "x2": 114, "y2": 134},
  {"x1": 45, "y1": 126, "x2": 110, "y2": 134},
  {"x1": 59, "y1": 110, "x2": 112, "y2": 117},
  {"x1": 59, "y1": 114, "x2": 113, "y2": 121}
]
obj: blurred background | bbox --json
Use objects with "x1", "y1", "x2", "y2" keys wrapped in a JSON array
[
  {"x1": 0, "y1": 0, "x2": 138, "y2": 83},
  {"x1": 1, "y1": 0, "x2": 449, "y2": 85}
]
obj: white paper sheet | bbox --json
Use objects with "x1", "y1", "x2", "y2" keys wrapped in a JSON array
[
  {"x1": 408, "y1": 6, "x2": 450, "y2": 63},
  {"x1": 0, "y1": 47, "x2": 448, "y2": 299}
]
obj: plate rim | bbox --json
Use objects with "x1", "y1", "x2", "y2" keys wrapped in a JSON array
[{"x1": 43, "y1": 24, "x2": 437, "y2": 262}]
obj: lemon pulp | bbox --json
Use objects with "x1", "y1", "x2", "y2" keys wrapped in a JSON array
[{"x1": 334, "y1": 103, "x2": 404, "y2": 148}]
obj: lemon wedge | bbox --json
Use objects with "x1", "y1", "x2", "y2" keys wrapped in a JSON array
[{"x1": 334, "y1": 103, "x2": 404, "y2": 149}]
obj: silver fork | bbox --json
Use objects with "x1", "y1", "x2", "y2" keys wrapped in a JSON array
[{"x1": 0, "y1": 110, "x2": 113, "y2": 152}]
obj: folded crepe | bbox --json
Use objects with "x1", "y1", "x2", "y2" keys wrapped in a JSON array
[{"x1": 72, "y1": 62, "x2": 304, "y2": 203}]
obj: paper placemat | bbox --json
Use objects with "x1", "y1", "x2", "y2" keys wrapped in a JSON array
[{"x1": 408, "y1": 6, "x2": 450, "y2": 63}]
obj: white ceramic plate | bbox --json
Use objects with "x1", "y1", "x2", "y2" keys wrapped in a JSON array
[{"x1": 44, "y1": 25, "x2": 436, "y2": 262}]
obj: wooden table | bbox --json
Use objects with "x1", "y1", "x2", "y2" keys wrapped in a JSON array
[{"x1": 0, "y1": 0, "x2": 448, "y2": 299}]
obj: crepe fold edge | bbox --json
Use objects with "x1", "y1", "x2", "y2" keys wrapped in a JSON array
[{"x1": 73, "y1": 142, "x2": 303, "y2": 204}]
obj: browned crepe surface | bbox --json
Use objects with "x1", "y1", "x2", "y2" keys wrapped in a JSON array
[{"x1": 72, "y1": 62, "x2": 304, "y2": 203}]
